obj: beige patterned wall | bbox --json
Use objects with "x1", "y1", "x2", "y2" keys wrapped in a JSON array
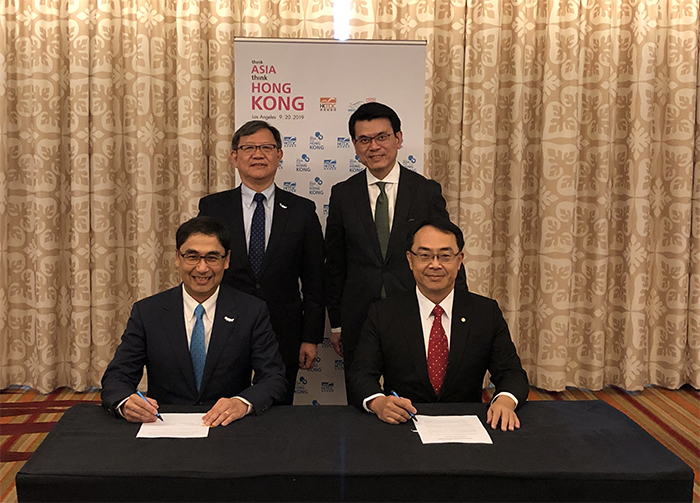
[{"x1": 1, "y1": 0, "x2": 698, "y2": 393}]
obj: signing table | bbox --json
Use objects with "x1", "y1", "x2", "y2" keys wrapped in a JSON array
[{"x1": 16, "y1": 401, "x2": 693, "y2": 502}]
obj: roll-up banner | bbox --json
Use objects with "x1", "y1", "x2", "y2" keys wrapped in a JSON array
[{"x1": 234, "y1": 38, "x2": 426, "y2": 404}]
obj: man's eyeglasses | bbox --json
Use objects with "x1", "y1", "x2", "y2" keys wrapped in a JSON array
[
  {"x1": 408, "y1": 250, "x2": 460, "y2": 264},
  {"x1": 354, "y1": 133, "x2": 394, "y2": 146},
  {"x1": 236, "y1": 144, "x2": 279, "y2": 154},
  {"x1": 179, "y1": 251, "x2": 227, "y2": 266}
]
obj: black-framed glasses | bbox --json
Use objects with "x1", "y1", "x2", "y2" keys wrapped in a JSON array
[
  {"x1": 354, "y1": 132, "x2": 394, "y2": 146},
  {"x1": 179, "y1": 251, "x2": 227, "y2": 266},
  {"x1": 236, "y1": 144, "x2": 279, "y2": 154},
  {"x1": 408, "y1": 249, "x2": 459, "y2": 264}
]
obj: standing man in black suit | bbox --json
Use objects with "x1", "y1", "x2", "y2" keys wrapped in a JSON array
[
  {"x1": 348, "y1": 218, "x2": 529, "y2": 430},
  {"x1": 199, "y1": 121, "x2": 325, "y2": 405},
  {"x1": 325, "y1": 102, "x2": 463, "y2": 380},
  {"x1": 101, "y1": 216, "x2": 287, "y2": 425}
]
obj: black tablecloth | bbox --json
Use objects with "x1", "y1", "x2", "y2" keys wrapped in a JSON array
[{"x1": 16, "y1": 401, "x2": 693, "y2": 502}]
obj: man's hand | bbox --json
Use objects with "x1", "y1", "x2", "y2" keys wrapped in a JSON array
[
  {"x1": 298, "y1": 342, "x2": 317, "y2": 369},
  {"x1": 368, "y1": 395, "x2": 417, "y2": 424},
  {"x1": 330, "y1": 331, "x2": 343, "y2": 357},
  {"x1": 122, "y1": 393, "x2": 159, "y2": 423},
  {"x1": 486, "y1": 395, "x2": 520, "y2": 431},
  {"x1": 202, "y1": 397, "x2": 248, "y2": 427}
]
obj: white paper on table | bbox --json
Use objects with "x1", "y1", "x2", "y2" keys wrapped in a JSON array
[
  {"x1": 136, "y1": 413, "x2": 210, "y2": 438},
  {"x1": 412, "y1": 415, "x2": 493, "y2": 444}
]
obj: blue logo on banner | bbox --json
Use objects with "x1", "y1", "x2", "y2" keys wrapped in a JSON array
[
  {"x1": 309, "y1": 133, "x2": 324, "y2": 150},
  {"x1": 321, "y1": 382, "x2": 335, "y2": 393},
  {"x1": 324, "y1": 159, "x2": 336, "y2": 170},
  {"x1": 349, "y1": 155, "x2": 363, "y2": 173},
  {"x1": 334, "y1": 359, "x2": 344, "y2": 371},
  {"x1": 322, "y1": 336, "x2": 332, "y2": 348},
  {"x1": 337, "y1": 137, "x2": 351, "y2": 148},
  {"x1": 312, "y1": 400, "x2": 320, "y2": 405},
  {"x1": 348, "y1": 100, "x2": 365, "y2": 112},
  {"x1": 309, "y1": 178, "x2": 324, "y2": 195},
  {"x1": 403, "y1": 154, "x2": 418, "y2": 172},
  {"x1": 308, "y1": 355, "x2": 322, "y2": 372},
  {"x1": 278, "y1": 159, "x2": 284, "y2": 170},
  {"x1": 282, "y1": 181, "x2": 296, "y2": 193},
  {"x1": 296, "y1": 154, "x2": 310, "y2": 172},
  {"x1": 283, "y1": 136, "x2": 296, "y2": 148},
  {"x1": 323, "y1": 204, "x2": 329, "y2": 216},
  {"x1": 295, "y1": 375, "x2": 309, "y2": 394}
]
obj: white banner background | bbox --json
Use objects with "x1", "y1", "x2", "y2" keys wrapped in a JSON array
[{"x1": 234, "y1": 38, "x2": 426, "y2": 404}]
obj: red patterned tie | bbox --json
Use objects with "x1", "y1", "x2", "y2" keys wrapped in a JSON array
[{"x1": 427, "y1": 304, "x2": 449, "y2": 394}]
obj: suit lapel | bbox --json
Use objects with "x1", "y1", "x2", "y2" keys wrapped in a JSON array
[
  {"x1": 199, "y1": 287, "x2": 239, "y2": 395},
  {"x1": 352, "y1": 170, "x2": 383, "y2": 261},
  {"x1": 228, "y1": 187, "x2": 256, "y2": 278},
  {"x1": 260, "y1": 185, "x2": 290, "y2": 274},
  {"x1": 160, "y1": 287, "x2": 199, "y2": 395},
  {"x1": 386, "y1": 166, "x2": 415, "y2": 263},
  {"x1": 441, "y1": 289, "x2": 472, "y2": 395},
  {"x1": 401, "y1": 292, "x2": 438, "y2": 399}
]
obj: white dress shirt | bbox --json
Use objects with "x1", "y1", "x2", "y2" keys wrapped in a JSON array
[
  {"x1": 182, "y1": 285, "x2": 219, "y2": 351},
  {"x1": 240, "y1": 182, "x2": 275, "y2": 251},
  {"x1": 366, "y1": 161, "x2": 400, "y2": 231}
]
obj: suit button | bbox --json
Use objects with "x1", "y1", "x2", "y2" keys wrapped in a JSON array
[
  {"x1": 197, "y1": 401, "x2": 203, "y2": 405},
  {"x1": 255, "y1": 284, "x2": 261, "y2": 289}
]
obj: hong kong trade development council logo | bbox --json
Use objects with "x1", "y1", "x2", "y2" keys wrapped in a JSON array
[{"x1": 320, "y1": 97, "x2": 337, "y2": 112}]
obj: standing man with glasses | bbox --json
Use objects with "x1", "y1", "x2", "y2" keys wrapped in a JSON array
[
  {"x1": 325, "y1": 102, "x2": 466, "y2": 390},
  {"x1": 199, "y1": 120, "x2": 325, "y2": 405},
  {"x1": 101, "y1": 216, "x2": 287, "y2": 424},
  {"x1": 348, "y1": 218, "x2": 528, "y2": 429}
]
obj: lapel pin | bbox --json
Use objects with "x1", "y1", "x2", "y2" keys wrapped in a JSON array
[
  {"x1": 224, "y1": 316, "x2": 235, "y2": 323},
  {"x1": 279, "y1": 203, "x2": 288, "y2": 209},
  {"x1": 461, "y1": 317, "x2": 466, "y2": 323}
]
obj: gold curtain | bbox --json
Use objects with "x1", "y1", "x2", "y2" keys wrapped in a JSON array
[
  {"x1": 349, "y1": 0, "x2": 699, "y2": 390},
  {"x1": 0, "y1": 0, "x2": 333, "y2": 393},
  {"x1": 1, "y1": 0, "x2": 698, "y2": 393}
]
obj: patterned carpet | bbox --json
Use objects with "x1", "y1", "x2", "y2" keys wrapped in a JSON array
[{"x1": 1, "y1": 385, "x2": 698, "y2": 503}]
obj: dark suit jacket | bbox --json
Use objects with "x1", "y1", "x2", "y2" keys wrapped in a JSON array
[
  {"x1": 198, "y1": 186, "x2": 325, "y2": 367},
  {"x1": 324, "y1": 166, "x2": 454, "y2": 365},
  {"x1": 348, "y1": 289, "x2": 529, "y2": 409},
  {"x1": 101, "y1": 285, "x2": 287, "y2": 415}
]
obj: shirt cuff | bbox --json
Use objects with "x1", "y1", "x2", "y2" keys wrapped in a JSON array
[
  {"x1": 491, "y1": 391, "x2": 518, "y2": 408},
  {"x1": 362, "y1": 393, "x2": 385, "y2": 413},
  {"x1": 234, "y1": 396, "x2": 254, "y2": 415},
  {"x1": 116, "y1": 396, "x2": 130, "y2": 418},
  {"x1": 330, "y1": 327, "x2": 342, "y2": 334}
]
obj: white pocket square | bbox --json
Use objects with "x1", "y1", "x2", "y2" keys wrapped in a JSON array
[
  {"x1": 224, "y1": 316, "x2": 235, "y2": 323},
  {"x1": 279, "y1": 203, "x2": 288, "y2": 209}
]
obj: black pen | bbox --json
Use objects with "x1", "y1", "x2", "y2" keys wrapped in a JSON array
[
  {"x1": 391, "y1": 390, "x2": 417, "y2": 422},
  {"x1": 136, "y1": 390, "x2": 163, "y2": 421}
]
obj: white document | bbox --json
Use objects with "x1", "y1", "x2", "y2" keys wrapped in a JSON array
[
  {"x1": 413, "y1": 415, "x2": 493, "y2": 444},
  {"x1": 137, "y1": 413, "x2": 209, "y2": 438}
]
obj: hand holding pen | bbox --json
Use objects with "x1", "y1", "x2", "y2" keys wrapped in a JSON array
[
  {"x1": 392, "y1": 391, "x2": 418, "y2": 422},
  {"x1": 121, "y1": 391, "x2": 163, "y2": 423}
]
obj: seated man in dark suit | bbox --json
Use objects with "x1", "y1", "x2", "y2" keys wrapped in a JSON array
[
  {"x1": 101, "y1": 216, "x2": 287, "y2": 426},
  {"x1": 348, "y1": 218, "x2": 529, "y2": 430}
]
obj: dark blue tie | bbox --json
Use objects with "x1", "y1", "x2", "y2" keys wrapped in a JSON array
[
  {"x1": 249, "y1": 192, "x2": 266, "y2": 277},
  {"x1": 190, "y1": 304, "x2": 206, "y2": 391}
]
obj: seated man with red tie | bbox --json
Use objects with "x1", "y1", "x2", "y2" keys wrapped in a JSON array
[{"x1": 347, "y1": 218, "x2": 529, "y2": 430}]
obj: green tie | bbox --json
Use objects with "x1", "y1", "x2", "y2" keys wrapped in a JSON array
[{"x1": 375, "y1": 182, "x2": 390, "y2": 259}]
